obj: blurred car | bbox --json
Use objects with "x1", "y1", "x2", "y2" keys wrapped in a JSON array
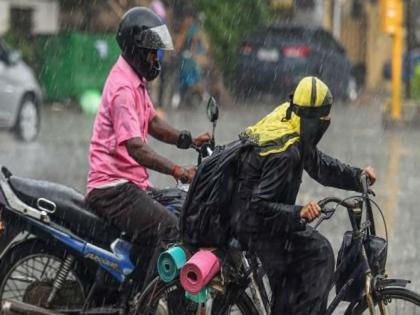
[
  {"x1": 235, "y1": 25, "x2": 358, "y2": 101},
  {"x1": 0, "y1": 38, "x2": 42, "y2": 141},
  {"x1": 383, "y1": 48, "x2": 420, "y2": 82}
]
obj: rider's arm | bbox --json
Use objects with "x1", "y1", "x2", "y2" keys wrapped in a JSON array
[
  {"x1": 126, "y1": 138, "x2": 196, "y2": 182},
  {"x1": 149, "y1": 115, "x2": 210, "y2": 149},
  {"x1": 248, "y1": 152, "x2": 305, "y2": 232},
  {"x1": 149, "y1": 115, "x2": 181, "y2": 145},
  {"x1": 126, "y1": 137, "x2": 175, "y2": 175},
  {"x1": 304, "y1": 148, "x2": 363, "y2": 192},
  {"x1": 110, "y1": 88, "x2": 177, "y2": 176}
]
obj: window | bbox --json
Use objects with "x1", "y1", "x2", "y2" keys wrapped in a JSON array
[{"x1": 10, "y1": 7, "x2": 34, "y2": 37}]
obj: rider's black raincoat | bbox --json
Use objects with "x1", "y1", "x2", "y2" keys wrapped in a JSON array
[
  {"x1": 181, "y1": 95, "x2": 364, "y2": 314},
  {"x1": 231, "y1": 142, "x2": 363, "y2": 238},
  {"x1": 235, "y1": 142, "x2": 364, "y2": 315},
  {"x1": 181, "y1": 139, "x2": 363, "y2": 315}
]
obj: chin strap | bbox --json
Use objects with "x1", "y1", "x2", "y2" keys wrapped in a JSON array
[{"x1": 282, "y1": 94, "x2": 294, "y2": 122}]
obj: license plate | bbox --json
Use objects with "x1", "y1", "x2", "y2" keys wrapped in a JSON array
[{"x1": 257, "y1": 48, "x2": 279, "y2": 62}]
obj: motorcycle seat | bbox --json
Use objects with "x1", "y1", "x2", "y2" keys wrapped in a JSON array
[{"x1": 8, "y1": 176, "x2": 120, "y2": 247}]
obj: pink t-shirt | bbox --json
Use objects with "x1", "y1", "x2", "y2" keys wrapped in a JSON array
[{"x1": 87, "y1": 56, "x2": 157, "y2": 193}]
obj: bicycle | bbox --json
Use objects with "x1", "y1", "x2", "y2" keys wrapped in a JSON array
[{"x1": 133, "y1": 162, "x2": 420, "y2": 313}]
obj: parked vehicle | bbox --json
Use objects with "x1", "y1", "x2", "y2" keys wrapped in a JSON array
[
  {"x1": 235, "y1": 25, "x2": 358, "y2": 101},
  {"x1": 0, "y1": 38, "x2": 42, "y2": 142}
]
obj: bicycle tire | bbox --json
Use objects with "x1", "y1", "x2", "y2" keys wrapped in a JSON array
[
  {"x1": 352, "y1": 287, "x2": 420, "y2": 314},
  {"x1": 133, "y1": 277, "x2": 259, "y2": 315},
  {"x1": 211, "y1": 289, "x2": 259, "y2": 315}
]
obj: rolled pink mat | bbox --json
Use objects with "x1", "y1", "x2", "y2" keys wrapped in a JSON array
[{"x1": 180, "y1": 250, "x2": 221, "y2": 294}]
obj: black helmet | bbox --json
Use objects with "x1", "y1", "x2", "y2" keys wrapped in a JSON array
[{"x1": 116, "y1": 7, "x2": 174, "y2": 81}]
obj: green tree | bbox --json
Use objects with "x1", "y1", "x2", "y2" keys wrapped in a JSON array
[{"x1": 196, "y1": 0, "x2": 272, "y2": 82}]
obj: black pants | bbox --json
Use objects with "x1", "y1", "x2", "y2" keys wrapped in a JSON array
[
  {"x1": 240, "y1": 226, "x2": 335, "y2": 315},
  {"x1": 85, "y1": 182, "x2": 179, "y2": 287}
]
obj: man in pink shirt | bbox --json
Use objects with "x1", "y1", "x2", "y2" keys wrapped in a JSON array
[{"x1": 85, "y1": 7, "x2": 209, "y2": 289}]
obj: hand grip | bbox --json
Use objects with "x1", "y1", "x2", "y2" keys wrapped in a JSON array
[{"x1": 360, "y1": 173, "x2": 371, "y2": 194}]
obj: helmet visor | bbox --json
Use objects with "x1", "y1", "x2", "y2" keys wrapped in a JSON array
[{"x1": 135, "y1": 24, "x2": 174, "y2": 51}]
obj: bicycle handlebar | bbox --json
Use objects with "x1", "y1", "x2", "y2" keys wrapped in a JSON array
[
  {"x1": 300, "y1": 173, "x2": 372, "y2": 225},
  {"x1": 317, "y1": 197, "x2": 359, "y2": 210},
  {"x1": 299, "y1": 197, "x2": 360, "y2": 225},
  {"x1": 360, "y1": 173, "x2": 371, "y2": 195}
]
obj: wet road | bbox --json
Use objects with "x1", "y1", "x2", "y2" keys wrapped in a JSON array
[{"x1": 1, "y1": 95, "x2": 420, "y2": 297}]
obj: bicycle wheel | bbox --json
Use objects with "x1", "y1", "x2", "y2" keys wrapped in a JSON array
[
  {"x1": 132, "y1": 277, "x2": 258, "y2": 315},
  {"x1": 211, "y1": 288, "x2": 259, "y2": 315},
  {"x1": 352, "y1": 287, "x2": 420, "y2": 314}
]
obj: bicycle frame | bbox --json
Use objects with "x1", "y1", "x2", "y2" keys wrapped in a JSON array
[{"x1": 242, "y1": 253, "x2": 271, "y2": 315}]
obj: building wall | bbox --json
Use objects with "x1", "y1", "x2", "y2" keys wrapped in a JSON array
[
  {"x1": 323, "y1": 0, "x2": 333, "y2": 31},
  {"x1": 324, "y1": 0, "x2": 392, "y2": 90},
  {"x1": 340, "y1": 1, "x2": 367, "y2": 65},
  {"x1": 365, "y1": 2, "x2": 392, "y2": 90},
  {"x1": 0, "y1": 1, "x2": 9, "y2": 35},
  {"x1": 294, "y1": 0, "x2": 325, "y2": 27},
  {"x1": 0, "y1": 0, "x2": 59, "y2": 35},
  {"x1": 32, "y1": 0, "x2": 59, "y2": 34}
]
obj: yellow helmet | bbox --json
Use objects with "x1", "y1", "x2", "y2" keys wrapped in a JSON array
[{"x1": 285, "y1": 76, "x2": 332, "y2": 119}]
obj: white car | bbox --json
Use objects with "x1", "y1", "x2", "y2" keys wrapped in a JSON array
[{"x1": 0, "y1": 38, "x2": 42, "y2": 141}]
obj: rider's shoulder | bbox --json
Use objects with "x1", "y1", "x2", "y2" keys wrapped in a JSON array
[{"x1": 265, "y1": 144, "x2": 301, "y2": 164}]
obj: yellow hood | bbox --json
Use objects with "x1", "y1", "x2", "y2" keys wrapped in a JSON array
[{"x1": 242, "y1": 102, "x2": 301, "y2": 156}]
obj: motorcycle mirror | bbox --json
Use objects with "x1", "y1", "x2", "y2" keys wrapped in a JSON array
[{"x1": 206, "y1": 97, "x2": 219, "y2": 123}]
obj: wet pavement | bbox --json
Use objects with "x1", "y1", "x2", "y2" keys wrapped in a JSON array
[{"x1": 1, "y1": 94, "x2": 420, "y2": 297}]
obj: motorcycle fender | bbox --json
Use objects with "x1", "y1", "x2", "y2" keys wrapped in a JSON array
[{"x1": 0, "y1": 229, "x2": 36, "y2": 261}]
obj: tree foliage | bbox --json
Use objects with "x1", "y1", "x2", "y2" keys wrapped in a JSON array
[{"x1": 196, "y1": 0, "x2": 272, "y2": 81}]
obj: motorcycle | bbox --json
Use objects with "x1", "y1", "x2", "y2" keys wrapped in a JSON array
[{"x1": 0, "y1": 97, "x2": 219, "y2": 315}]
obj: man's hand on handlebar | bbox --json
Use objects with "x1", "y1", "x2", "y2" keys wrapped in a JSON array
[
  {"x1": 300, "y1": 201, "x2": 321, "y2": 222},
  {"x1": 363, "y1": 166, "x2": 376, "y2": 185},
  {"x1": 193, "y1": 132, "x2": 211, "y2": 147},
  {"x1": 171, "y1": 165, "x2": 197, "y2": 184}
]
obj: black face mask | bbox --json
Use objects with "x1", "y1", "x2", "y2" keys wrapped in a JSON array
[
  {"x1": 300, "y1": 118, "x2": 330, "y2": 153},
  {"x1": 123, "y1": 48, "x2": 161, "y2": 81}
]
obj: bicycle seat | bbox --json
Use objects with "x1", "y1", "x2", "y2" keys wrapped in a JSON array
[{"x1": 8, "y1": 176, "x2": 120, "y2": 247}]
